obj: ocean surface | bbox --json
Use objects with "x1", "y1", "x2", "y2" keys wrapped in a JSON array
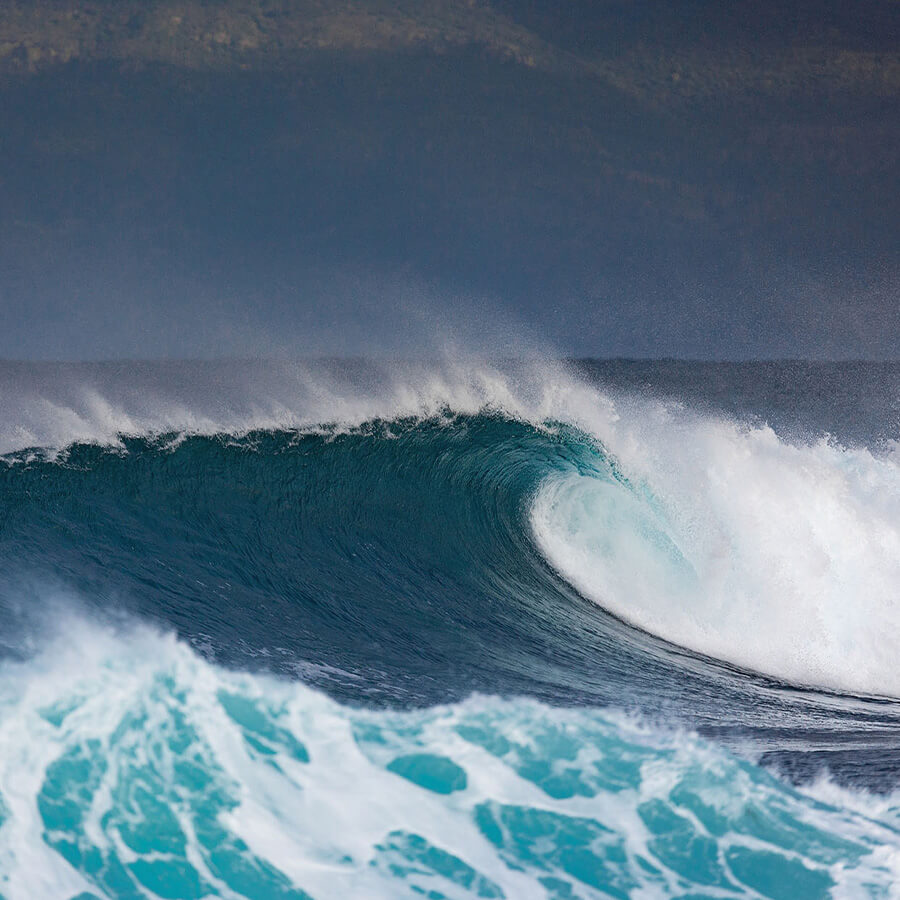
[{"x1": 1, "y1": 358, "x2": 900, "y2": 899}]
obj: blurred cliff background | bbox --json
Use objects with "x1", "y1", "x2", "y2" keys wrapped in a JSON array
[{"x1": 1, "y1": 0, "x2": 897, "y2": 358}]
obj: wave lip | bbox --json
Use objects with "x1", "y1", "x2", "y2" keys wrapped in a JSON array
[
  {"x1": 0, "y1": 357, "x2": 601, "y2": 457},
  {"x1": 531, "y1": 408, "x2": 900, "y2": 699}
]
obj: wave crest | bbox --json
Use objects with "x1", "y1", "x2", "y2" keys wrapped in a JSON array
[
  {"x1": 532, "y1": 409, "x2": 900, "y2": 697},
  {"x1": 2, "y1": 358, "x2": 900, "y2": 705}
]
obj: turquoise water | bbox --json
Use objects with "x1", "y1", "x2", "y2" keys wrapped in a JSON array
[{"x1": 1, "y1": 627, "x2": 899, "y2": 899}]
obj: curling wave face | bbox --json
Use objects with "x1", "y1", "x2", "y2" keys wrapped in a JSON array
[
  {"x1": 0, "y1": 415, "x2": 627, "y2": 706},
  {"x1": 2, "y1": 359, "x2": 900, "y2": 702},
  {"x1": 531, "y1": 412, "x2": 900, "y2": 699}
]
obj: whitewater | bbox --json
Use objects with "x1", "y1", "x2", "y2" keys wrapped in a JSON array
[{"x1": 1, "y1": 357, "x2": 900, "y2": 899}]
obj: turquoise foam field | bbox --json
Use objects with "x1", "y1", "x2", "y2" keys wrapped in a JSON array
[{"x1": 1, "y1": 625, "x2": 899, "y2": 899}]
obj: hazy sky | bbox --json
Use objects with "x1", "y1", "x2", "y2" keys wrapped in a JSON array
[{"x1": 1, "y1": 0, "x2": 897, "y2": 359}]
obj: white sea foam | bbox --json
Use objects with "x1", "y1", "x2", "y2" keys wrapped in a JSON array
[
  {"x1": 532, "y1": 396, "x2": 900, "y2": 698},
  {"x1": 0, "y1": 620, "x2": 898, "y2": 899}
]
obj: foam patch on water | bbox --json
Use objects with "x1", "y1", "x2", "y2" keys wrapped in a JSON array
[{"x1": 0, "y1": 620, "x2": 899, "y2": 899}]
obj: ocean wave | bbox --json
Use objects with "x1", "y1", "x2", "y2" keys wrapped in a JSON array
[
  {"x1": 1, "y1": 360, "x2": 899, "y2": 792},
  {"x1": 3, "y1": 358, "x2": 900, "y2": 702}
]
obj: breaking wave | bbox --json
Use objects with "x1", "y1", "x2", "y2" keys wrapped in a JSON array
[{"x1": 2, "y1": 358, "x2": 900, "y2": 897}]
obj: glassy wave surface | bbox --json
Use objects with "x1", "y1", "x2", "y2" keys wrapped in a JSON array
[{"x1": 1, "y1": 359, "x2": 900, "y2": 899}]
